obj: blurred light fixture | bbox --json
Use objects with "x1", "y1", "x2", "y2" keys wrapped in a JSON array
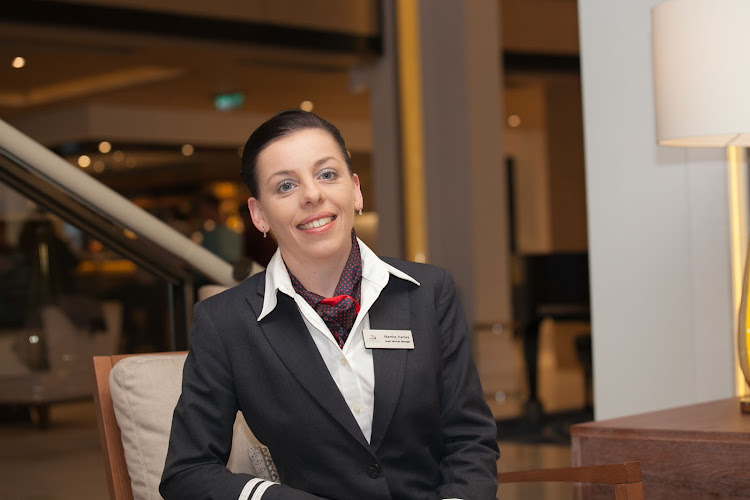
[
  {"x1": 214, "y1": 92, "x2": 245, "y2": 111},
  {"x1": 93, "y1": 160, "x2": 106, "y2": 173},
  {"x1": 226, "y1": 215, "x2": 243, "y2": 233},
  {"x1": 300, "y1": 100, "x2": 314, "y2": 112},
  {"x1": 213, "y1": 181, "x2": 238, "y2": 199},
  {"x1": 112, "y1": 151, "x2": 125, "y2": 162},
  {"x1": 78, "y1": 155, "x2": 91, "y2": 168},
  {"x1": 12, "y1": 56, "x2": 25, "y2": 69},
  {"x1": 181, "y1": 144, "x2": 194, "y2": 156},
  {"x1": 507, "y1": 115, "x2": 521, "y2": 128},
  {"x1": 98, "y1": 141, "x2": 112, "y2": 153}
]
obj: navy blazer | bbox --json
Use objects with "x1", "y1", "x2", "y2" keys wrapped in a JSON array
[{"x1": 161, "y1": 258, "x2": 499, "y2": 500}]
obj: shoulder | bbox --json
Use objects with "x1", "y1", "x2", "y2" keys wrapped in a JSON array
[
  {"x1": 189, "y1": 273, "x2": 267, "y2": 340},
  {"x1": 380, "y1": 257, "x2": 452, "y2": 290},
  {"x1": 197, "y1": 271, "x2": 266, "y2": 311}
]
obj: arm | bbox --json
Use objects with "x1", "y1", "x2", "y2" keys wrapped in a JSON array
[
  {"x1": 434, "y1": 271, "x2": 500, "y2": 500},
  {"x1": 160, "y1": 302, "x2": 325, "y2": 500}
]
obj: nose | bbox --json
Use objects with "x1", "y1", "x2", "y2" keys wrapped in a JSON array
[{"x1": 299, "y1": 179, "x2": 324, "y2": 206}]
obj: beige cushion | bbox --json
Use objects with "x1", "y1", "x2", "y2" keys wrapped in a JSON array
[{"x1": 110, "y1": 353, "x2": 267, "y2": 500}]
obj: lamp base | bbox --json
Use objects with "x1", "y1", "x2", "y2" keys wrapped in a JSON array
[{"x1": 741, "y1": 397, "x2": 750, "y2": 414}]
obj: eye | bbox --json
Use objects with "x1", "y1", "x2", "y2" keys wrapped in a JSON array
[
  {"x1": 277, "y1": 181, "x2": 294, "y2": 193},
  {"x1": 319, "y1": 169, "x2": 337, "y2": 181}
]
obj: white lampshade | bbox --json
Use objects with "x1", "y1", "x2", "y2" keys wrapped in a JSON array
[{"x1": 652, "y1": 0, "x2": 750, "y2": 147}]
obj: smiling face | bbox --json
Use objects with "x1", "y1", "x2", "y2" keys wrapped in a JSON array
[{"x1": 247, "y1": 128, "x2": 363, "y2": 273}]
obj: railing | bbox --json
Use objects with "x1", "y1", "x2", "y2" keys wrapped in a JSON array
[{"x1": 0, "y1": 119, "x2": 251, "y2": 348}]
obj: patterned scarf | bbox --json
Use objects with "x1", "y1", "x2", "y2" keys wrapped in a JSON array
[{"x1": 288, "y1": 230, "x2": 362, "y2": 348}]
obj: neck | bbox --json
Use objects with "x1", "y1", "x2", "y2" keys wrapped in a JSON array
[{"x1": 282, "y1": 241, "x2": 352, "y2": 297}]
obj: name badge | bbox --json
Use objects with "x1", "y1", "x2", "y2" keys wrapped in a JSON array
[{"x1": 363, "y1": 329, "x2": 415, "y2": 349}]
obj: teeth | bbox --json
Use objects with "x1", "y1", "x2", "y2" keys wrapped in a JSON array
[{"x1": 299, "y1": 216, "x2": 333, "y2": 230}]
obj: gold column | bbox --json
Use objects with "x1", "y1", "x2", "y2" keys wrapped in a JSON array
[
  {"x1": 728, "y1": 145, "x2": 750, "y2": 397},
  {"x1": 396, "y1": 0, "x2": 428, "y2": 263}
]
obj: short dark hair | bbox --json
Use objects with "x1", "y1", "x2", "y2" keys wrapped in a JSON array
[{"x1": 240, "y1": 109, "x2": 352, "y2": 198}]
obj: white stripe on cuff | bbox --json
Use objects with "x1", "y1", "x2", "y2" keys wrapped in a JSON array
[
  {"x1": 250, "y1": 480, "x2": 276, "y2": 500},
  {"x1": 239, "y1": 478, "x2": 265, "y2": 500}
]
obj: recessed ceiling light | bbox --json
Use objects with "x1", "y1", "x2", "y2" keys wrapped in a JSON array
[
  {"x1": 507, "y1": 114, "x2": 521, "y2": 128},
  {"x1": 300, "y1": 100, "x2": 314, "y2": 112},
  {"x1": 12, "y1": 57, "x2": 25, "y2": 69},
  {"x1": 182, "y1": 144, "x2": 194, "y2": 156},
  {"x1": 78, "y1": 155, "x2": 91, "y2": 168},
  {"x1": 98, "y1": 141, "x2": 112, "y2": 153}
]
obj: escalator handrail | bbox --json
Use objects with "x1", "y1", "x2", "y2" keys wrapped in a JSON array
[{"x1": 0, "y1": 118, "x2": 238, "y2": 287}]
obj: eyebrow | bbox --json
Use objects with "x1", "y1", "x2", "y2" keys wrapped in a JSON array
[
  {"x1": 313, "y1": 156, "x2": 339, "y2": 169},
  {"x1": 264, "y1": 169, "x2": 295, "y2": 186}
]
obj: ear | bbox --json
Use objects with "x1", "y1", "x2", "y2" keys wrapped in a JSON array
[
  {"x1": 352, "y1": 173, "x2": 363, "y2": 211},
  {"x1": 247, "y1": 197, "x2": 268, "y2": 234}
]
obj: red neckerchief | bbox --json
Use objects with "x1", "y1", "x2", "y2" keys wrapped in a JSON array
[{"x1": 288, "y1": 230, "x2": 362, "y2": 348}]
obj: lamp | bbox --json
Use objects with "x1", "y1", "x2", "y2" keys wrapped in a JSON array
[{"x1": 652, "y1": 0, "x2": 750, "y2": 413}]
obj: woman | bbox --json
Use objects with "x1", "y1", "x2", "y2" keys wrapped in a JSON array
[{"x1": 160, "y1": 110, "x2": 500, "y2": 500}]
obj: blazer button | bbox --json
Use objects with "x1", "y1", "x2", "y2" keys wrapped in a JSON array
[{"x1": 367, "y1": 464, "x2": 383, "y2": 479}]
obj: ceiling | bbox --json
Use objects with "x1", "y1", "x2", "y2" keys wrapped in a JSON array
[
  {"x1": 0, "y1": 0, "x2": 378, "y2": 120},
  {"x1": 0, "y1": 0, "x2": 380, "y2": 195},
  {"x1": 0, "y1": 0, "x2": 580, "y2": 198},
  {"x1": 0, "y1": 23, "x2": 374, "y2": 122}
]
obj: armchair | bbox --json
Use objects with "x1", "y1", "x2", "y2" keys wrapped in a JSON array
[{"x1": 92, "y1": 352, "x2": 643, "y2": 500}]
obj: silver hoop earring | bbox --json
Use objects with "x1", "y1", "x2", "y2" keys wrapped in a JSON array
[{"x1": 262, "y1": 225, "x2": 267, "y2": 238}]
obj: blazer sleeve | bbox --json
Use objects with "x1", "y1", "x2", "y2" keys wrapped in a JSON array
[
  {"x1": 159, "y1": 301, "x2": 325, "y2": 500},
  {"x1": 433, "y1": 270, "x2": 500, "y2": 500}
]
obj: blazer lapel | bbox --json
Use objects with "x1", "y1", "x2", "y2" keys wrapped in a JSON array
[
  {"x1": 368, "y1": 278, "x2": 411, "y2": 451},
  {"x1": 245, "y1": 280, "x2": 372, "y2": 452}
]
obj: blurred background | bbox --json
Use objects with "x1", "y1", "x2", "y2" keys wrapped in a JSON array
[{"x1": 0, "y1": 1, "x2": 587, "y2": 498}]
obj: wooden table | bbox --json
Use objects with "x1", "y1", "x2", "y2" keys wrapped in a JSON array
[{"x1": 571, "y1": 397, "x2": 750, "y2": 498}]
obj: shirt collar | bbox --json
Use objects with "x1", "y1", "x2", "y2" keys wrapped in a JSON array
[{"x1": 257, "y1": 238, "x2": 419, "y2": 321}]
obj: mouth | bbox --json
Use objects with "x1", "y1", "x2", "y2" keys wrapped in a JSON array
[{"x1": 297, "y1": 215, "x2": 336, "y2": 230}]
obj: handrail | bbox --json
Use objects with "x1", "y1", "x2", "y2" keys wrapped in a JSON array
[
  {"x1": 0, "y1": 118, "x2": 237, "y2": 287},
  {"x1": 0, "y1": 154, "x2": 188, "y2": 285}
]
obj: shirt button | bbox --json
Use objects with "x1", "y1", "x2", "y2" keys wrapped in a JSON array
[
  {"x1": 367, "y1": 464, "x2": 383, "y2": 479},
  {"x1": 340, "y1": 358, "x2": 348, "y2": 366}
]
